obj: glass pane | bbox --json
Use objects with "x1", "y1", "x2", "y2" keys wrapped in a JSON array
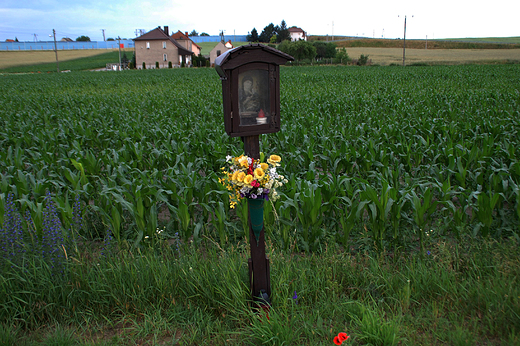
[{"x1": 238, "y1": 69, "x2": 270, "y2": 126}]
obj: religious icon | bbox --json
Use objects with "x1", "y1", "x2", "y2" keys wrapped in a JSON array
[{"x1": 238, "y1": 70, "x2": 270, "y2": 126}]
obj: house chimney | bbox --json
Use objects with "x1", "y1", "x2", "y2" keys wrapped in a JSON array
[
  {"x1": 164, "y1": 26, "x2": 169, "y2": 36},
  {"x1": 185, "y1": 32, "x2": 189, "y2": 37}
]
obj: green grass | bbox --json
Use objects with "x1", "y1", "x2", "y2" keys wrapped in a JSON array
[
  {"x1": 445, "y1": 36, "x2": 520, "y2": 44},
  {"x1": 1, "y1": 236, "x2": 519, "y2": 345},
  {"x1": 197, "y1": 41, "x2": 250, "y2": 55},
  {"x1": 0, "y1": 51, "x2": 125, "y2": 73}
]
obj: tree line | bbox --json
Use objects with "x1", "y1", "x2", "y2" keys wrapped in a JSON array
[{"x1": 246, "y1": 20, "x2": 290, "y2": 44}]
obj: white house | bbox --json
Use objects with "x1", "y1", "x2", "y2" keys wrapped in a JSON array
[{"x1": 288, "y1": 27, "x2": 307, "y2": 41}]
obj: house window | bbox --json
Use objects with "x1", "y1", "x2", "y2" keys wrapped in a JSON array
[
  {"x1": 217, "y1": 50, "x2": 221, "y2": 57},
  {"x1": 163, "y1": 41, "x2": 167, "y2": 49},
  {"x1": 146, "y1": 42, "x2": 150, "y2": 49},
  {"x1": 163, "y1": 54, "x2": 167, "y2": 61}
]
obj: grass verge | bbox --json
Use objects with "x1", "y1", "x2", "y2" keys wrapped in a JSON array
[{"x1": 1, "y1": 235, "x2": 519, "y2": 345}]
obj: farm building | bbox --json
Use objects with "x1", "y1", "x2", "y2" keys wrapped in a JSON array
[
  {"x1": 134, "y1": 26, "x2": 193, "y2": 69},
  {"x1": 209, "y1": 41, "x2": 233, "y2": 66}
]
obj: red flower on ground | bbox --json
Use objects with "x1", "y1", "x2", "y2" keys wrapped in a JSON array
[
  {"x1": 338, "y1": 332, "x2": 349, "y2": 342},
  {"x1": 333, "y1": 332, "x2": 349, "y2": 345}
]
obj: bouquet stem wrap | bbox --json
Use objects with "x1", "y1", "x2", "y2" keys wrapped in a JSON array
[{"x1": 248, "y1": 198, "x2": 264, "y2": 245}]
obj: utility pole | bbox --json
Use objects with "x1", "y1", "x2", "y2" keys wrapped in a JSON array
[
  {"x1": 33, "y1": 34, "x2": 38, "y2": 42},
  {"x1": 117, "y1": 36, "x2": 122, "y2": 70},
  {"x1": 399, "y1": 15, "x2": 413, "y2": 67},
  {"x1": 101, "y1": 29, "x2": 106, "y2": 41},
  {"x1": 51, "y1": 29, "x2": 59, "y2": 72},
  {"x1": 425, "y1": 35, "x2": 428, "y2": 49}
]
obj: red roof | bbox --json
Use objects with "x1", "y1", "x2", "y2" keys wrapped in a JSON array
[
  {"x1": 288, "y1": 27, "x2": 305, "y2": 33},
  {"x1": 134, "y1": 27, "x2": 192, "y2": 55},
  {"x1": 171, "y1": 30, "x2": 201, "y2": 50}
]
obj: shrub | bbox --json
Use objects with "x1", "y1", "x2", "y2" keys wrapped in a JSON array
[
  {"x1": 358, "y1": 54, "x2": 370, "y2": 66},
  {"x1": 334, "y1": 48, "x2": 350, "y2": 64},
  {"x1": 155, "y1": 61, "x2": 159, "y2": 69},
  {"x1": 168, "y1": 61, "x2": 172, "y2": 69},
  {"x1": 128, "y1": 62, "x2": 134, "y2": 69},
  {"x1": 142, "y1": 62, "x2": 146, "y2": 69}
]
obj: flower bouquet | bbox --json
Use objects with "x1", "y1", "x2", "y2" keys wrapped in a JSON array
[{"x1": 219, "y1": 153, "x2": 286, "y2": 244}]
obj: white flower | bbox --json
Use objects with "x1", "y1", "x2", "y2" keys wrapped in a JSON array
[
  {"x1": 226, "y1": 155, "x2": 233, "y2": 162},
  {"x1": 247, "y1": 157, "x2": 252, "y2": 165},
  {"x1": 257, "y1": 188, "x2": 263, "y2": 194}
]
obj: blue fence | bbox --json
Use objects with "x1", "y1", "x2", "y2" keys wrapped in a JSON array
[
  {"x1": 190, "y1": 35, "x2": 248, "y2": 43},
  {"x1": 0, "y1": 40, "x2": 135, "y2": 51}
]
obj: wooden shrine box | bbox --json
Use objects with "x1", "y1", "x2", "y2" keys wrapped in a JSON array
[{"x1": 215, "y1": 44, "x2": 294, "y2": 137}]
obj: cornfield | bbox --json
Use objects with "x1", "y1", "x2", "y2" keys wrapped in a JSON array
[{"x1": 1, "y1": 65, "x2": 519, "y2": 252}]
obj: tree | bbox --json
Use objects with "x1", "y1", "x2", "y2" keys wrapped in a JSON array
[
  {"x1": 107, "y1": 38, "x2": 115, "y2": 41},
  {"x1": 189, "y1": 30, "x2": 199, "y2": 36},
  {"x1": 277, "y1": 20, "x2": 290, "y2": 43},
  {"x1": 334, "y1": 48, "x2": 350, "y2": 64},
  {"x1": 121, "y1": 53, "x2": 129, "y2": 67},
  {"x1": 200, "y1": 32, "x2": 210, "y2": 36},
  {"x1": 76, "y1": 35, "x2": 91, "y2": 42},
  {"x1": 259, "y1": 23, "x2": 276, "y2": 43},
  {"x1": 15, "y1": 37, "x2": 19, "y2": 42},
  {"x1": 278, "y1": 40, "x2": 316, "y2": 61},
  {"x1": 313, "y1": 41, "x2": 337, "y2": 59},
  {"x1": 247, "y1": 28, "x2": 259, "y2": 42}
]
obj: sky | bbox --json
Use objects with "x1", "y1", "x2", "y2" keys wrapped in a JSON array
[{"x1": 0, "y1": 0, "x2": 518, "y2": 42}]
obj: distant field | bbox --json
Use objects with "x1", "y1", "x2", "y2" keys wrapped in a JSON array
[
  {"x1": 445, "y1": 37, "x2": 520, "y2": 44},
  {"x1": 345, "y1": 47, "x2": 520, "y2": 65},
  {"x1": 0, "y1": 48, "x2": 133, "y2": 70},
  {"x1": 1, "y1": 43, "x2": 519, "y2": 72}
]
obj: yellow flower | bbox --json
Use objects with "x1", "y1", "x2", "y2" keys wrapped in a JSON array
[
  {"x1": 231, "y1": 171, "x2": 240, "y2": 181},
  {"x1": 267, "y1": 155, "x2": 281, "y2": 165},
  {"x1": 260, "y1": 162, "x2": 269, "y2": 171},
  {"x1": 237, "y1": 172, "x2": 246, "y2": 182},
  {"x1": 243, "y1": 174, "x2": 254, "y2": 185},
  {"x1": 254, "y1": 167, "x2": 265, "y2": 180},
  {"x1": 238, "y1": 156, "x2": 249, "y2": 168}
]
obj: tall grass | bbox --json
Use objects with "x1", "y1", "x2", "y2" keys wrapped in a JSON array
[{"x1": 1, "y1": 234, "x2": 518, "y2": 345}]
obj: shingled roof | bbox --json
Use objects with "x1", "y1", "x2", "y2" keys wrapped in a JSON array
[
  {"x1": 134, "y1": 26, "x2": 192, "y2": 56},
  {"x1": 171, "y1": 30, "x2": 202, "y2": 50}
]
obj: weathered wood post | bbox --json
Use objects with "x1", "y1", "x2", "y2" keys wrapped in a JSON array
[{"x1": 215, "y1": 44, "x2": 293, "y2": 307}]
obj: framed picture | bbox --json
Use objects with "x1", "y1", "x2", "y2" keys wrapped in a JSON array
[{"x1": 238, "y1": 69, "x2": 271, "y2": 126}]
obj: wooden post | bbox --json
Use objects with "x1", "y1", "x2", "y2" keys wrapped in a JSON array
[{"x1": 243, "y1": 135, "x2": 271, "y2": 306}]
